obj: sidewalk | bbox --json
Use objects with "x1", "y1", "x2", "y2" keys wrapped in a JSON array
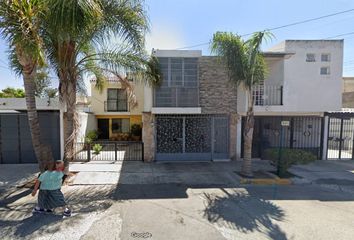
[{"x1": 69, "y1": 160, "x2": 275, "y2": 186}]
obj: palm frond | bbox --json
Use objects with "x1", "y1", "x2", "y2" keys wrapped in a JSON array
[
  {"x1": 0, "y1": 0, "x2": 45, "y2": 72},
  {"x1": 211, "y1": 31, "x2": 271, "y2": 90}
]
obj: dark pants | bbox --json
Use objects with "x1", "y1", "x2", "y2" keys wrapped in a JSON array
[{"x1": 38, "y1": 189, "x2": 66, "y2": 210}]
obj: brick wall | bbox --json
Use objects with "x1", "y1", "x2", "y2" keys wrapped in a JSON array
[{"x1": 199, "y1": 56, "x2": 237, "y2": 114}]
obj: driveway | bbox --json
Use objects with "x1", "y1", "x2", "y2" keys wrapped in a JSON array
[{"x1": 289, "y1": 160, "x2": 354, "y2": 193}]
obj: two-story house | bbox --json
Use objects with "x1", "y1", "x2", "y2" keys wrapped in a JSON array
[
  {"x1": 142, "y1": 50, "x2": 238, "y2": 162},
  {"x1": 142, "y1": 40, "x2": 344, "y2": 162},
  {"x1": 90, "y1": 78, "x2": 144, "y2": 141},
  {"x1": 237, "y1": 40, "x2": 343, "y2": 160}
]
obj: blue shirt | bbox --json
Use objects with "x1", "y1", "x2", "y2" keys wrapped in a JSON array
[{"x1": 38, "y1": 171, "x2": 64, "y2": 190}]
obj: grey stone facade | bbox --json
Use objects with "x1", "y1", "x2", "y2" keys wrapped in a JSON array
[
  {"x1": 198, "y1": 56, "x2": 238, "y2": 160},
  {"x1": 199, "y1": 56, "x2": 237, "y2": 114},
  {"x1": 142, "y1": 112, "x2": 155, "y2": 162}
]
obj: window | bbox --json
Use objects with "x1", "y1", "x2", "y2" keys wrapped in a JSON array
[
  {"x1": 112, "y1": 118, "x2": 130, "y2": 133},
  {"x1": 106, "y1": 89, "x2": 127, "y2": 111},
  {"x1": 320, "y1": 67, "x2": 330, "y2": 75},
  {"x1": 158, "y1": 57, "x2": 198, "y2": 87},
  {"x1": 155, "y1": 57, "x2": 198, "y2": 107},
  {"x1": 306, "y1": 53, "x2": 316, "y2": 62},
  {"x1": 321, "y1": 53, "x2": 330, "y2": 62}
]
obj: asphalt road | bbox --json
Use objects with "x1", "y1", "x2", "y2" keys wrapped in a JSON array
[{"x1": 2, "y1": 184, "x2": 354, "y2": 240}]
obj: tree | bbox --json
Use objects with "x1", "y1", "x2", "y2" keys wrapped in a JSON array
[
  {"x1": 33, "y1": 67, "x2": 50, "y2": 97},
  {"x1": 41, "y1": 0, "x2": 160, "y2": 165},
  {"x1": 33, "y1": 66, "x2": 59, "y2": 98},
  {"x1": 0, "y1": 87, "x2": 25, "y2": 98},
  {"x1": 0, "y1": 0, "x2": 53, "y2": 171},
  {"x1": 211, "y1": 31, "x2": 271, "y2": 177}
]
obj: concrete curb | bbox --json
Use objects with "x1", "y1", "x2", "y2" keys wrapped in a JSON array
[{"x1": 239, "y1": 178, "x2": 292, "y2": 185}]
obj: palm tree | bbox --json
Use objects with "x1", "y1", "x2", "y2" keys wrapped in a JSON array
[
  {"x1": 0, "y1": 0, "x2": 52, "y2": 171},
  {"x1": 41, "y1": 0, "x2": 159, "y2": 164},
  {"x1": 211, "y1": 31, "x2": 271, "y2": 177}
]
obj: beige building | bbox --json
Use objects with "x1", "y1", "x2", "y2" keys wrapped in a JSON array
[
  {"x1": 343, "y1": 77, "x2": 354, "y2": 108},
  {"x1": 90, "y1": 78, "x2": 144, "y2": 140},
  {"x1": 343, "y1": 77, "x2": 354, "y2": 93}
]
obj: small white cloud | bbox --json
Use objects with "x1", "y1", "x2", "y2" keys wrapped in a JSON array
[{"x1": 145, "y1": 23, "x2": 186, "y2": 52}]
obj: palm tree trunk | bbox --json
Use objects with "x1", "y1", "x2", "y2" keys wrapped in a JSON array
[
  {"x1": 242, "y1": 111, "x2": 254, "y2": 177},
  {"x1": 242, "y1": 90, "x2": 255, "y2": 177},
  {"x1": 22, "y1": 64, "x2": 52, "y2": 172},
  {"x1": 62, "y1": 77, "x2": 77, "y2": 168}
]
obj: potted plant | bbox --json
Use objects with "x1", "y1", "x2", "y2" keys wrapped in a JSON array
[{"x1": 130, "y1": 124, "x2": 142, "y2": 141}]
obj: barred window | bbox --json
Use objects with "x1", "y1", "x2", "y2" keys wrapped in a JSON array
[{"x1": 306, "y1": 53, "x2": 316, "y2": 62}]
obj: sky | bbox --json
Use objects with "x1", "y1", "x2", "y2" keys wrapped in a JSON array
[{"x1": 1, "y1": 0, "x2": 354, "y2": 91}]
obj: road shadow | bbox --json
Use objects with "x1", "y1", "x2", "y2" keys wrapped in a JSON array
[
  {"x1": 0, "y1": 186, "x2": 114, "y2": 238},
  {"x1": 203, "y1": 188, "x2": 288, "y2": 240}
]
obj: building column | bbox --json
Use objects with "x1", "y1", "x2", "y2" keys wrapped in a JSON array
[
  {"x1": 322, "y1": 116, "x2": 329, "y2": 160},
  {"x1": 142, "y1": 112, "x2": 155, "y2": 162},
  {"x1": 236, "y1": 115, "x2": 242, "y2": 160},
  {"x1": 229, "y1": 113, "x2": 237, "y2": 160}
]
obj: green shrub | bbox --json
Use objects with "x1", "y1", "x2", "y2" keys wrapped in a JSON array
[
  {"x1": 85, "y1": 130, "x2": 98, "y2": 144},
  {"x1": 264, "y1": 148, "x2": 317, "y2": 176},
  {"x1": 92, "y1": 144, "x2": 102, "y2": 155},
  {"x1": 131, "y1": 124, "x2": 142, "y2": 136}
]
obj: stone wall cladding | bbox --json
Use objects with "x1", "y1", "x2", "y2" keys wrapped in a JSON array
[
  {"x1": 199, "y1": 56, "x2": 237, "y2": 114},
  {"x1": 142, "y1": 112, "x2": 155, "y2": 162}
]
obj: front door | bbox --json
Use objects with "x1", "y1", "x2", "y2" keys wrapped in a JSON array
[
  {"x1": 212, "y1": 117, "x2": 229, "y2": 160},
  {"x1": 97, "y1": 119, "x2": 109, "y2": 140}
]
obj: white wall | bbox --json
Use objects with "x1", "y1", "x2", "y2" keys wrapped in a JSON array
[
  {"x1": 282, "y1": 40, "x2": 343, "y2": 112},
  {"x1": 77, "y1": 112, "x2": 97, "y2": 142},
  {"x1": 0, "y1": 97, "x2": 60, "y2": 110},
  {"x1": 238, "y1": 40, "x2": 343, "y2": 115}
]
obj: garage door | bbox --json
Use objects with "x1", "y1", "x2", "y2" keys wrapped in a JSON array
[
  {"x1": 0, "y1": 111, "x2": 60, "y2": 164},
  {"x1": 155, "y1": 115, "x2": 229, "y2": 161}
]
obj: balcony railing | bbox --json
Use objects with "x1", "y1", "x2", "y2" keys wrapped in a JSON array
[
  {"x1": 253, "y1": 85, "x2": 283, "y2": 106},
  {"x1": 154, "y1": 87, "x2": 199, "y2": 107},
  {"x1": 104, "y1": 100, "x2": 128, "y2": 112}
]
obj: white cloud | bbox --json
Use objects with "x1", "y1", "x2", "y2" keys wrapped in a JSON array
[{"x1": 145, "y1": 23, "x2": 186, "y2": 52}]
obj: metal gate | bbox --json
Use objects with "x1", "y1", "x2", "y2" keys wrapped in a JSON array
[
  {"x1": 0, "y1": 111, "x2": 61, "y2": 164},
  {"x1": 242, "y1": 116, "x2": 323, "y2": 159},
  {"x1": 74, "y1": 141, "x2": 143, "y2": 162},
  {"x1": 327, "y1": 115, "x2": 354, "y2": 160},
  {"x1": 155, "y1": 115, "x2": 229, "y2": 161}
]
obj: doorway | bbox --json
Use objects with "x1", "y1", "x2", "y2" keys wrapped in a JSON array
[{"x1": 97, "y1": 119, "x2": 109, "y2": 140}]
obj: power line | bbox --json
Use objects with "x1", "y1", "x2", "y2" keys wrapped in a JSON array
[
  {"x1": 174, "y1": 8, "x2": 354, "y2": 50},
  {"x1": 325, "y1": 31, "x2": 354, "y2": 39}
]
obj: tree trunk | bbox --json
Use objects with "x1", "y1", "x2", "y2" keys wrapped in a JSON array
[
  {"x1": 241, "y1": 90, "x2": 255, "y2": 177},
  {"x1": 57, "y1": 41, "x2": 78, "y2": 171},
  {"x1": 61, "y1": 77, "x2": 78, "y2": 170},
  {"x1": 22, "y1": 63, "x2": 53, "y2": 172},
  {"x1": 242, "y1": 112, "x2": 254, "y2": 177}
]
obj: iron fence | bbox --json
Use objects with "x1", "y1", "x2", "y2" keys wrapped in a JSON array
[
  {"x1": 252, "y1": 85, "x2": 283, "y2": 106},
  {"x1": 242, "y1": 116, "x2": 323, "y2": 159},
  {"x1": 74, "y1": 141, "x2": 143, "y2": 162}
]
